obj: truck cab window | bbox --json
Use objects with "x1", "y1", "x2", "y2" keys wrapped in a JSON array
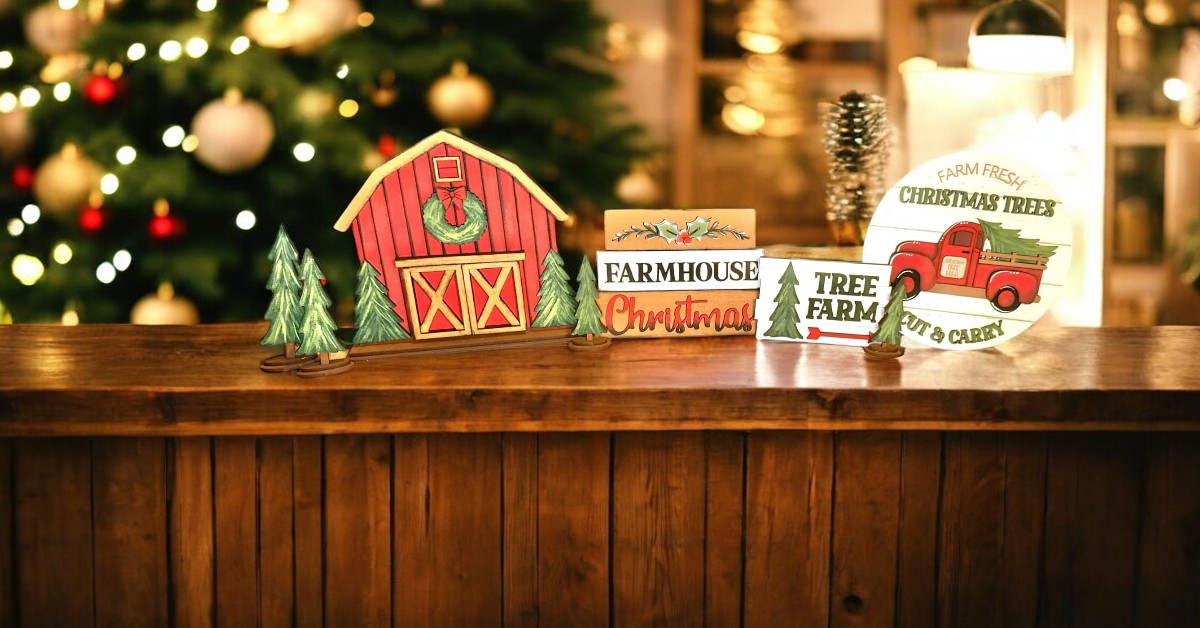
[{"x1": 950, "y1": 230, "x2": 972, "y2": 247}]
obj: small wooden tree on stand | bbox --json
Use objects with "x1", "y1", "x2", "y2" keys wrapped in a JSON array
[
  {"x1": 260, "y1": 226, "x2": 314, "y2": 372},
  {"x1": 296, "y1": 249, "x2": 354, "y2": 376},
  {"x1": 532, "y1": 250, "x2": 577, "y2": 328},
  {"x1": 352, "y1": 260, "x2": 410, "y2": 345},
  {"x1": 570, "y1": 256, "x2": 610, "y2": 350},
  {"x1": 864, "y1": 280, "x2": 906, "y2": 360}
]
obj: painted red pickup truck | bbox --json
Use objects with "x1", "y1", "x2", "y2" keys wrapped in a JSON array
[{"x1": 888, "y1": 221, "x2": 1047, "y2": 313}]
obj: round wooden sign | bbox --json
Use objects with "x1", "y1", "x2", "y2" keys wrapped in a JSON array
[{"x1": 862, "y1": 151, "x2": 1073, "y2": 350}]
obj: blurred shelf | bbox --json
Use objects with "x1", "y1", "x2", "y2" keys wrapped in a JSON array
[
  {"x1": 1110, "y1": 116, "x2": 1178, "y2": 146},
  {"x1": 697, "y1": 58, "x2": 879, "y2": 80}
]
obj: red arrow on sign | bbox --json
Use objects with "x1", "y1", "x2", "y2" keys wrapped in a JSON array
[{"x1": 807, "y1": 327, "x2": 872, "y2": 342}]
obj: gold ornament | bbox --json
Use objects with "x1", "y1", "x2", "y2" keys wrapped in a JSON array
[
  {"x1": 427, "y1": 61, "x2": 494, "y2": 128},
  {"x1": 371, "y1": 70, "x2": 398, "y2": 108},
  {"x1": 293, "y1": 0, "x2": 361, "y2": 34},
  {"x1": 295, "y1": 88, "x2": 335, "y2": 120},
  {"x1": 0, "y1": 106, "x2": 31, "y2": 159},
  {"x1": 23, "y1": 3, "x2": 93, "y2": 56},
  {"x1": 130, "y1": 283, "x2": 200, "y2": 325},
  {"x1": 190, "y1": 90, "x2": 275, "y2": 174},
  {"x1": 33, "y1": 144, "x2": 102, "y2": 217},
  {"x1": 242, "y1": 6, "x2": 323, "y2": 50}
]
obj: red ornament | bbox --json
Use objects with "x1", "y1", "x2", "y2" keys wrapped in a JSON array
[
  {"x1": 83, "y1": 74, "x2": 122, "y2": 106},
  {"x1": 79, "y1": 204, "x2": 108, "y2": 233},
  {"x1": 11, "y1": 163, "x2": 34, "y2": 191},
  {"x1": 377, "y1": 134, "x2": 397, "y2": 158},
  {"x1": 148, "y1": 214, "x2": 185, "y2": 241}
]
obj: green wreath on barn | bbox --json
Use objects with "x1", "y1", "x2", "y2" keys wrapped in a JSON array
[{"x1": 421, "y1": 189, "x2": 488, "y2": 245}]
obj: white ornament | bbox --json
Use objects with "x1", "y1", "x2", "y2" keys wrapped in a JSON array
[
  {"x1": 615, "y1": 170, "x2": 660, "y2": 205},
  {"x1": 191, "y1": 90, "x2": 275, "y2": 174},
  {"x1": 23, "y1": 3, "x2": 92, "y2": 56},
  {"x1": 131, "y1": 284, "x2": 200, "y2": 325},
  {"x1": 33, "y1": 144, "x2": 102, "y2": 217}
]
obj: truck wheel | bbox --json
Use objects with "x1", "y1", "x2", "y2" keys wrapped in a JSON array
[
  {"x1": 991, "y1": 286, "x2": 1020, "y2": 313},
  {"x1": 895, "y1": 270, "x2": 921, "y2": 299}
]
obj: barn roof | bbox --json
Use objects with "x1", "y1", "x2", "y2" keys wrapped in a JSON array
[{"x1": 333, "y1": 129, "x2": 568, "y2": 232}]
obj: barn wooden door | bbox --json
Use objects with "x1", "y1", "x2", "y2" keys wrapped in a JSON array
[{"x1": 399, "y1": 253, "x2": 527, "y2": 340}]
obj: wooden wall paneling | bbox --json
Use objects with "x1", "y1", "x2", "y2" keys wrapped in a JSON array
[
  {"x1": 393, "y1": 434, "x2": 502, "y2": 627},
  {"x1": 324, "y1": 434, "x2": 392, "y2": 626},
  {"x1": 92, "y1": 437, "x2": 168, "y2": 628},
  {"x1": 1041, "y1": 434, "x2": 1143, "y2": 627},
  {"x1": 937, "y1": 433, "x2": 1047, "y2": 627},
  {"x1": 704, "y1": 432, "x2": 745, "y2": 627},
  {"x1": 537, "y1": 433, "x2": 611, "y2": 628},
  {"x1": 830, "y1": 432, "x2": 902, "y2": 627},
  {"x1": 0, "y1": 439, "x2": 13, "y2": 627},
  {"x1": 611, "y1": 432, "x2": 706, "y2": 626},
  {"x1": 743, "y1": 431, "x2": 834, "y2": 626},
  {"x1": 258, "y1": 437, "x2": 295, "y2": 628},
  {"x1": 170, "y1": 437, "x2": 215, "y2": 628},
  {"x1": 502, "y1": 434, "x2": 538, "y2": 628},
  {"x1": 1135, "y1": 433, "x2": 1200, "y2": 626},
  {"x1": 214, "y1": 436, "x2": 260, "y2": 626},
  {"x1": 14, "y1": 438, "x2": 94, "y2": 625},
  {"x1": 293, "y1": 436, "x2": 324, "y2": 628},
  {"x1": 894, "y1": 432, "x2": 941, "y2": 628}
]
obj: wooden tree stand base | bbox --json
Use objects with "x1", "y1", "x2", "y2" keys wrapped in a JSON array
[
  {"x1": 350, "y1": 326, "x2": 575, "y2": 361},
  {"x1": 295, "y1": 358, "x2": 355, "y2": 378},
  {"x1": 259, "y1": 354, "x2": 317, "y2": 373},
  {"x1": 863, "y1": 342, "x2": 905, "y2": 360},
  {"x1": 568, "y1": 335, "x2": 611, "y2": 351}
]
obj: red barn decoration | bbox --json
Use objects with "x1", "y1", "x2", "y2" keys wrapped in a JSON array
[{"x1": 334, "y1": 130, "x2": 568, "y2": 340}]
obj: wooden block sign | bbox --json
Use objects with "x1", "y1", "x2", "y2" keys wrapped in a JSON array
[
  {"x1": 755, "y1": 257, "x2": 891, "y2": 347},
  {"x1": 861, "y1": 150, "x2": 1074, "y2": 350},
  {"x1": 605, "y1": 209, "x2": 756, "y2": 250},
  {"x1": 598, "y1": 290, "x2": 757, "y2": 338},
  {"x1": 596, "y1": 249, "x2": 764, "y2": 292}
]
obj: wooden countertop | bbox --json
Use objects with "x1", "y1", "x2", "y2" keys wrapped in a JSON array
[{"x1": 1, "y1": 323, "x2": 1198, "y2": 435}]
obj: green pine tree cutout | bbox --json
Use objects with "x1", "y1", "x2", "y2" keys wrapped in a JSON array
[
  {"x1": 871, "y1": 280, "x2": 906, "y2": 346},
  {"x1": 979, "y1": 220, "x2": 1057, "y2": 260},
  {"x1": 532, "y1": 250, "x2": 578, "y2": 327},
  {"x1": 260, "y1": 226, "x2": 304, "y2": 356},
  {"x1": 352, "y1": 261, "x2": 409, "y2": 345},
  {"x1": 572, "y1": 257, "x2": 607, "y2": 338},
  {"x1": 296, "y1": 249, "x2": 345, "y2": 359},
  {"x1": 764, "y1": 263, "x2": 804, "y2": 339}
]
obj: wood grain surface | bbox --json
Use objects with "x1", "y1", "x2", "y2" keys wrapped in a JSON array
[
  {"x1": 1, "y1": 324, "x2": 1200, "y2": 626},
  {"x1": 1, "y1": 323, "x2": 1198, "y2": 435}
]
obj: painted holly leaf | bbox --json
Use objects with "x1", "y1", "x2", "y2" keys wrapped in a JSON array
[
  {"x1": 686, "y1": 217, "x2": 711, "y2": 237},
  {"x1": 650, "y1": 220, "x2": 680, "y2": 241}
]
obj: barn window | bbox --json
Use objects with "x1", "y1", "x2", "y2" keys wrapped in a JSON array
[{"x1": 433, "y1": 156, "x2": 464, "y2": 183}]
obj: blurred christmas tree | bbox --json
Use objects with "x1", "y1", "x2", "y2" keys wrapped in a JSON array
[{"x1": 0, "y1": 0, "x2": 647, "y2": 322}]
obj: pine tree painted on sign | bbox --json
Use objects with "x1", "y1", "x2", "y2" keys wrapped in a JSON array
[
  {"x1": 572, "y1": 258, "x2": 607, "y2": 339},
  {"x1": 979, "y1": 220, "x2": 1058, "y2": 260},
  {"x1": 352, "y1": 261, "x2": 410, "y2": 344},
  {"x1": 764, "y1": 263, "x2": 804, "y2": 339},
  {"x1": 260, "y1": 226, "x2": 304, "y2": 357},
  {"x1": 296, "y1": 249, "x2": 345, "y2": 361},
  {"x1": 532, "y1": 250, "x2": 578, "y2": 328}
]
